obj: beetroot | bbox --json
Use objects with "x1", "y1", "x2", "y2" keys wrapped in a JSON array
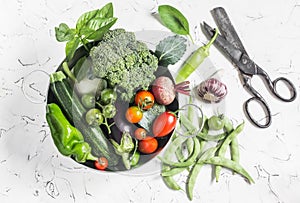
[{"x1": 152, "y1": 76, "x2": 190, "y2": 105}]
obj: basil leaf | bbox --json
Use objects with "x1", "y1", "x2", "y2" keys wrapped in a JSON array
[
  {"x1": 98, "y1": 2, "x2": 114, "y2": 18},
  {"x1": 85, "y1": 17, "x2": 117, "y2": 40},
  {"x1": 79, "y1": 17, "x2": 117, "y2": 40},
  {"x1": 65, "y1": 37, "x2": 80, "y2": 61},
  {"x1": 76, "y1": 2, "x2": 114, "y2": 34},
  {"x1": 155, "y1": 35, "x2": 187, "y2": 67},
  {"x1": 158, "y1": 5, "x2": 190, "y2": 35},
  {"x1": 55, "y1": 23, "x2": 76, "y2": 42}
]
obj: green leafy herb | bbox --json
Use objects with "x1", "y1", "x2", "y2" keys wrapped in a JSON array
[
  {"x1": 55, "y1": 23, "x2": 76, "y2": 42},
  {"x1": 138, "y1": 103, "x2": 166, "y2": 131},
  {"x1": 158, "y1": 5, "x2": 193, "y2": 42},
  {"x1": 55, "y1": 2, "x2": 117, "y2": 61},
  {"x1": 155, "y1": 35, "x2": 187, "y2": 67}
]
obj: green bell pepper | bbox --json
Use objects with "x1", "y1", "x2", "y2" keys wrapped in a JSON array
[{"x1": 46, "y1": 103, "x2": 97, "y2": 163}]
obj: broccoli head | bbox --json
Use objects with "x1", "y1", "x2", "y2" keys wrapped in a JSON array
[{"x1": 90, "y1": 29, "x2": 158, "y2": 101}]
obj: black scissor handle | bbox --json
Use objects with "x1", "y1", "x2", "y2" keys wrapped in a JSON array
[
  {"x1": 272, "y1": 77, "x2": 297, "y2": 102},
  {"x1": 256, "y1": 67, "x2": 297, "y2": 102},
  {"x1": 244, "y1": 97, "x2": 272, "y2": 128}
]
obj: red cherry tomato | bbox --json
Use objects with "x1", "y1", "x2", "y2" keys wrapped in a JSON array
[
  {"x1": 134, "y1": 90, "x2": 155, "y2": 110},
  {"x1": 138, "y1": 136, "x2": 158, "y2": 154},
  {"x1": 125, "y1": 106, "x2": 143, "y2": 123},
  {"x1": 94, "y1": 157, "x2": 108, "y2": 170},
  {"x1": 152, "y1": 111, "x2": 177, "y2": 137},
  {"x1": 134, "y1": 128, "x2": 147, "y2": 140}
]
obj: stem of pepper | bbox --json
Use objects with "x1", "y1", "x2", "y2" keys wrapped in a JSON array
[
  {"x1": 87, "y1": 153, "x2": 98, "y2": 161},
  {"x1": 203, "y1": 28, "x2": 219, "y2": 50}
]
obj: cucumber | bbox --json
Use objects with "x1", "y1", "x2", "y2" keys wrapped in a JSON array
[{"x1": 49, "y1": 71, "x2": 119, "y2": 167}]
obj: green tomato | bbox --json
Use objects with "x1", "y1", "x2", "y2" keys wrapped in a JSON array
[
  {"x1": 208, "y1": 115, "x2": 225, "y2": 130},
  {"x1": 130, "y1": 151, "x2": 140, "y2": 167},
  {"x1": 81, "y1": 94, "x2": 96, "y2": 109},
  {"x1": 102, "y1": 104, "x2": 117, "y2": 118},
  {"x1": 85, "y1": 108, "x2": 103, "y2": 126},
  {"x1": 100, "y1": 88, "x2": 117, "y2": 105}
]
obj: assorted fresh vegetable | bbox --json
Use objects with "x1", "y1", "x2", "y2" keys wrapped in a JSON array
[{"x1": 48, "y1": 4, "x2": 254, "y2": 200}]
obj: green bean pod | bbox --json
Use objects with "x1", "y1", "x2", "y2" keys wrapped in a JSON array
[
  {"x1": 175, "y1": 28, "x2": 219, "y2": 83},
  {"x1": 162, "y1": 166, "x2": 182, "y2": 190},
  {"x1": 175, "y1": 147, "x2": 186, "y2": 162},
  {"x1": 215, "y1": 122, "x2": 245, "y2": 182},
  {"x1": 198, "y1": 131, "x2": 227, "y2": 141},
  {"x1": 230, "y1": 137, "x2": 240, "y2": 175},
  {"x1": 230, "y1": 138, "x2": 240, "y2": 163},
  {"x1": 186, "y1": 137, "x2": 194, "y2": 155},
  {"x1": 161, "y1": 135, "x2": 187, "y2": 190},
  {"x1": 159, "y1": 137, "x2": 200, "y2": 167},
  {"x1": 186, "y1": 145, "x2": 219, "y2": 200},
  {"x1": 186, "y1": 163, "x2": 204, "y2": 200},
  {"x1": 161, "y1": 167, "x2": 187, "y2": 177},
  {"x1": 205, "y1": 156, "x2": 254, "y2": 184}
]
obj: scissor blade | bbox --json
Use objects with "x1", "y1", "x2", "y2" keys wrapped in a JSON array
[
  {"x1": 211, "y1": 7, "x2": 248, "y2": 55},
  {"x1": 202, "y1": 22, "x2": 243, "y2": 65}
]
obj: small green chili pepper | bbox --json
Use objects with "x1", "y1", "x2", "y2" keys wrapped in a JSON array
[
  {"x1": 175, "y1": 28, "x2": 219, "y2": 83},
  {"x1": 130, "y1": 151, "x2": 140, "y2": 167},
  {"x1": 110, "y1": 132, "x2": 135, "y2": 170},
  {"x1": 46, "y1": 103, "x2": 97, "y2": 163}
]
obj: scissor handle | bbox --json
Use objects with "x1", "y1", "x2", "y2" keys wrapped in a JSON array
[
  {"x1": 244, "y1": 97, "x2": 272, "y2": 128},
  {"x1": 271, "y1": 77, "x2": 297, "y2": 102},
  {"x1": 257, "y1": 67, "x2": 297, "y2": 102}
]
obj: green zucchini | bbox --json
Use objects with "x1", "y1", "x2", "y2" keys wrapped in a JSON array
[{"x1": 49, "y1": 71, "x2": 119, "y2": 167}]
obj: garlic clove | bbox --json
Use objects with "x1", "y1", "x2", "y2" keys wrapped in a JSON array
[{"x1": 197, "y1": 78, "x2": 227, "y2": 103}]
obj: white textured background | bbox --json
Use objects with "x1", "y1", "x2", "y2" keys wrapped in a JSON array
[{"x1": 1, "y1": 0, "x2": 300, "y2": 202}]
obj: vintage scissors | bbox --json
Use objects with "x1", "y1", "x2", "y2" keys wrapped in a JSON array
[{"x1": 203, "y1": 7, "x2": 297, "y2": 128}]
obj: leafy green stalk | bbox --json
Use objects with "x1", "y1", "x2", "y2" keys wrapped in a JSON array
[{"x1": 55, "y1": 2, "x2": 117, "y2": 61}]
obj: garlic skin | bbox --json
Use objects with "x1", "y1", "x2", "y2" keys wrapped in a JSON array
[{"x1": 197, "y1": 78, "x2": 227, "y2": 103}]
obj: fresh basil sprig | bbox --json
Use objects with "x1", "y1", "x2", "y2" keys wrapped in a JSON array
[
  {"x1": 158, "y1": 5, "x2": 194, "y2": 43},
  {"x1": 55, "y1": 2, "x2": 117, "y2": 61}
]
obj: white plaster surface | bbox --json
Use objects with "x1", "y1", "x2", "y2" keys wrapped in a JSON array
[{"x1": 1, "y1": 0, "x2": 300, "y2": 202}]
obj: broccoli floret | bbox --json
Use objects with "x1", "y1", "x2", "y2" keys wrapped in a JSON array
[{"x1": 90, "y1": 29, "x2": 158, "y2": 101}]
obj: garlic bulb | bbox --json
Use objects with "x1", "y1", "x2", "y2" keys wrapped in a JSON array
[{"x1": 197, "y1": 78, "x2": 227, "y2": 103}]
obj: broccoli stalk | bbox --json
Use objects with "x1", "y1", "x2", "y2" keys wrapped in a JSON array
[{"x1": 90, "y1": 29, "x2": 158, "y2": 101}]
